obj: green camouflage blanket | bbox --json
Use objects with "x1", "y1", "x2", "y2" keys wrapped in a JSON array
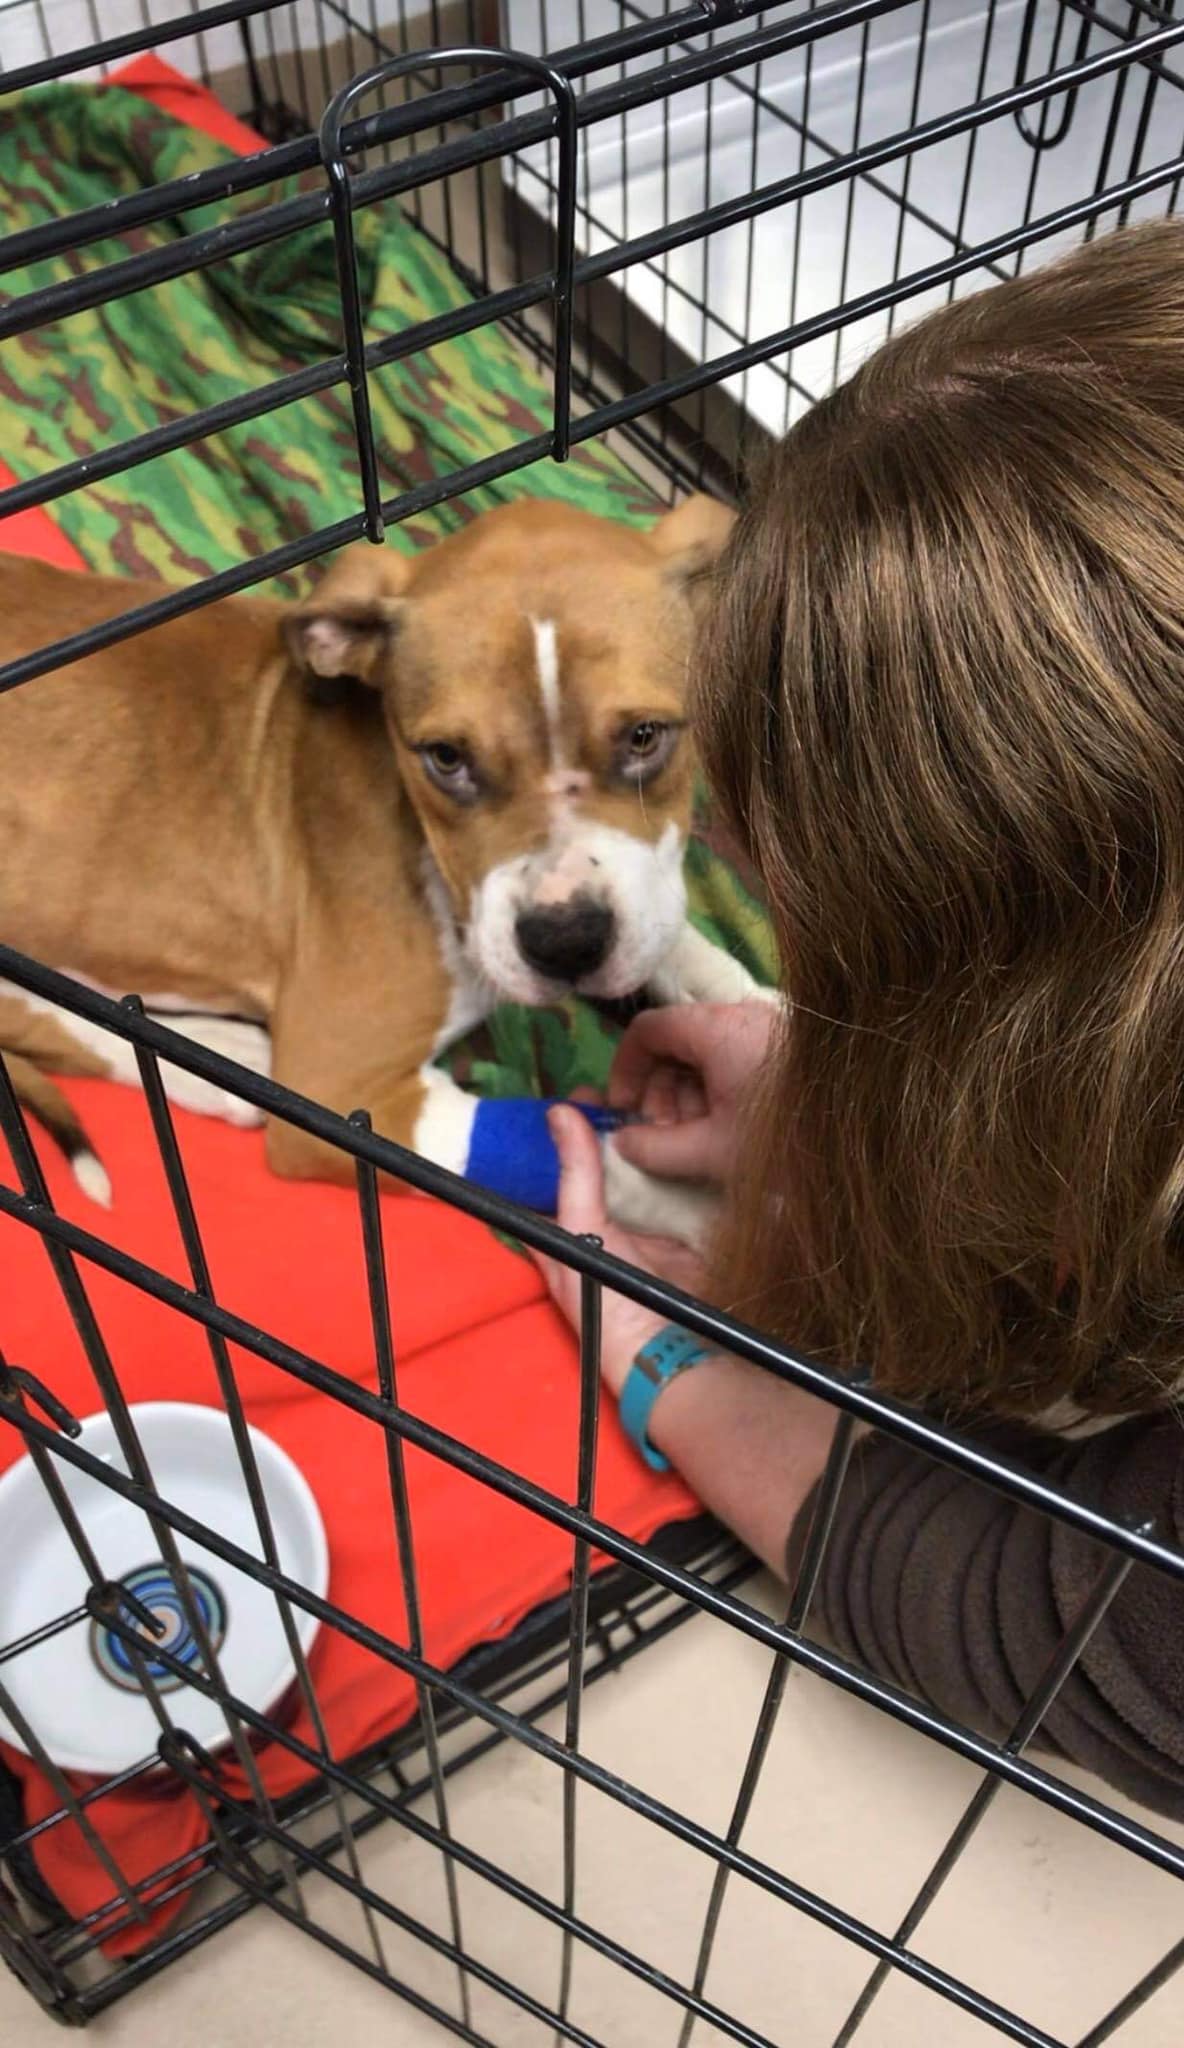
[{"x1": 0, "y1": 83, "x2": 774, "y2": 1098}]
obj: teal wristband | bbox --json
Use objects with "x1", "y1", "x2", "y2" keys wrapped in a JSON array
[{"x1": 619, "y1": 1324, "x2": 715, "y2": 1471}]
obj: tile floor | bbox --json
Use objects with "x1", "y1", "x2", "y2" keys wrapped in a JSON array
[{"x1": 4, "y1": 1573, "x2": 1182, "y2": 2047}]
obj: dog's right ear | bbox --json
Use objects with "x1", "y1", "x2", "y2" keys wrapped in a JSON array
[
  {"x1": 283, "y1": 542, "x2": 412, "y2": 699},
  {"x1": 647, "y1": 493, "x2": 737, "y2": 593}
]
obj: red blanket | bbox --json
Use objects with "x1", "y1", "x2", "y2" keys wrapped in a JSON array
[{"x1": 0, "y1": 57, "x2": 698, "y2": 1953}]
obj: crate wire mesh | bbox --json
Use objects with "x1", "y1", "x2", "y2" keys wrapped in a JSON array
[{"x1": 0, "y1": 2, "x2": 1182, "y2": 2043}]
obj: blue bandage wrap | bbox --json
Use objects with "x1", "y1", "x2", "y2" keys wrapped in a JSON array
[{"x1": 465, "y1": 1099, "x2": 625, "y2": 1212}]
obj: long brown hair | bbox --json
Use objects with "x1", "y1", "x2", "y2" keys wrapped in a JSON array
[{"x1": 701, "y1": 219, "x2": 1184, "y2": 1418}]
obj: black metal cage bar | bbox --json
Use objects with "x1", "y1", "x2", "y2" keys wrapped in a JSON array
[{"x1": 0, "y1": 4, "x2": 1182, "y2": 2045}]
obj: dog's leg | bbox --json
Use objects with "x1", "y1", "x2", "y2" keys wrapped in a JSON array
[
  {"x1": 144, "y1": 1012, "x2": 270, "y2": 1129},
  {"x1": 601, "y1": 1141, "x2": 719, "y2": 1251},
  {"x1": 269, "y1": 1057, "x2": 716, "y2": 1248},
  {"x1": 571, "y1": 926, "x2": 778, "y2": 1250},
  {"x1": 0, "y1": 990, "x2": 112, "y2": 1201},
  {"x1": 264, "y1": 1061, "x2": 482, "y2": 1193},
  {"x1": 266, "y1": 909, "x2": 723, "y2": 1244},
  {"x1": 266, "y1": 1058, "x2": 566, "y2": 1208},
  {"x1": 0, "y1": 1050, "x2": 112, "y2": 1205},
  {"x1": 0, "y1": 977, "x2": 271, "y2": 1129},
  {"x1": 646, "y1": 922, "x2": 779, "y2": 1009}
]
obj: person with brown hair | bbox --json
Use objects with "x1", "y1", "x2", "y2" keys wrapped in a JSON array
[{"x1": 535, "y1": 218, "x2": 1184, "y2": 1816}]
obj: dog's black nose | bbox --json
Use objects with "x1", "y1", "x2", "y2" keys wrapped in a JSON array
[{"x1": 515, "y1": 896, "x2": 615, "y2": 983}]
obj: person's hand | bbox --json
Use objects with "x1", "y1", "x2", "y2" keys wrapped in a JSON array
[
  {"x1": 607, "y1": 1001, "x2": 778, "y2": 1185},
  {"x1": 530, "y1": 1106, "x2": 707, "y2": 1395}
]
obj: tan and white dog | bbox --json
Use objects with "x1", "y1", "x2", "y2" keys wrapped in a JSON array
[{"x1": 0, "y1": 496, "x2": 765, "y2": 1238}]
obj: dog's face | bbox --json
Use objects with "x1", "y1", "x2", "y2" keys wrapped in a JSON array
[{"x1": 285, "y1": 497, "x2": 735, "y2": 1003}]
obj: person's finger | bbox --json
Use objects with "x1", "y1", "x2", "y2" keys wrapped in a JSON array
[
  {"x1": 627, "y1": 1232, "x2": 707, "y2": 1290},
  {"x1": 608, "y1": 1006, "x2": 725, "y2": 1109},
  {"x1": 639, "y1": 1061, "x2": 682, "y2": 1126},
  {"x1": 548, "y1": 1105, "x2": 610, "y2": 1239},
  {"x1": 611, "y1": 1114, "x2": 719, "y2": 1181},
  {"x1": 569, "y1": 1084, "x2": 604, "y2": 1106},
  {"x1": 676, "y1": 1069, "x2": 708, "y2": 1123}
]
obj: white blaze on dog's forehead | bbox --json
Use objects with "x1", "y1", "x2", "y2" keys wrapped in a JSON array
[{"x1": 530, "y1": 617, "x2": 563, "y2": 767}]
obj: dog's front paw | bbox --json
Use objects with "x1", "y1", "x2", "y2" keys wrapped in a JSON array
[
  {"x1": 602, "y1": 1141, "x2": 720, "y2": 1252},
  {"x1": 158, "y1": 1064, "x2": 267, "y2": 1128},
  {"x1": 647, "y1": 924, "x2": 779, "y2": 1010},
  {"x1": 154, "y1": 1015, "x2": 271, "y2": 1129}
]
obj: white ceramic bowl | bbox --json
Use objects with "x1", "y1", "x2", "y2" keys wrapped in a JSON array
[{"x1": 0, "y1": 1401, "x2": 328, "y2": 1777}]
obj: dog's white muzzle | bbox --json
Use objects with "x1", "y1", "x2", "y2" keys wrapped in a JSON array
[{"x1": 466, "y1": 820, "x2": 686, "y2": 1004}]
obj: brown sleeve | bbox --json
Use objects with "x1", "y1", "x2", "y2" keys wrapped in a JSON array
[{"x1": 789, "y1": 1414, "x2": 1184, "y2": 1821}]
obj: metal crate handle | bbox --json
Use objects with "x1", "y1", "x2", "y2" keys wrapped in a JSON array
[{"x1": 318, "y1": 45, "x2": 578, "y2": 544}]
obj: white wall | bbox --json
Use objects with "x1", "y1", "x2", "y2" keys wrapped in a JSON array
[
  {"x1": 10, "y1": 0, "x2": 1182, "y2": 439},
  {"x1": 502, "y1": 1, "x2": 1184, "y2": 432},
  {"x1": 2, "y1": 0, "x2": 261, "y2": 80},
  {"x1": 0, "y1": 0, "x2": 415, "y2": 84}
]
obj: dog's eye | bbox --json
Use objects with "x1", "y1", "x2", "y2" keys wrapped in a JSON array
[
  {"x1": 615, "y1": 719, "x2": 678, "y2": 784},
  {"x1": 417, "y1": 742, "x2": 478, "y2": 803}
]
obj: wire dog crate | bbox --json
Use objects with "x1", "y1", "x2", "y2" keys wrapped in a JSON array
[{"x1": 1, "y1": 3, "x2": 1183, "y2": 2043}]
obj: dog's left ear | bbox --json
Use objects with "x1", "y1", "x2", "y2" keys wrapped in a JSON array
[
  {"x1": 647, "y1": 493, "x2": 737, "y2": 601},
  {"x1": 283, "y1": 542, "x2": 413, "y2": 698}
]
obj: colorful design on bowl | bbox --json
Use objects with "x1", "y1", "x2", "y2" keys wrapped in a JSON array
[{"x1": 88, "y1": 1563, "x2": 227, "y2": 1695}]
